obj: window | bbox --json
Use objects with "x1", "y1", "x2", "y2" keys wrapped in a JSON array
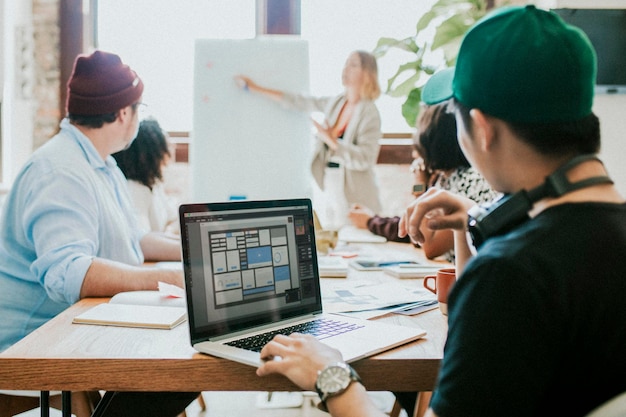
[
  {"x1": 97, "y1": 0, "x2": 256, "y2": 133},
  {"x1": 97, "y1": 0, "x2": 436, "y2": 133}
]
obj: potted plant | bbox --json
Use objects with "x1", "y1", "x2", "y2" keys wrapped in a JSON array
[{"x1": 374, "y1": 0, "x2": 489, "y2": 128}]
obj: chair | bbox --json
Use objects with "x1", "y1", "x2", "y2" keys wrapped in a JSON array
[
  {"x1": 178, "y1": 393, "x2": 206, "y2": 417},
  {"x1": 389, "y1": 391, "x2": 431, "y2": 417},
  {"x1": 584, "y1": 392, "x2": 626, "y2": 417},
  {"x1": 412, "y1": 392, "x2": 432, "y2": 417},
  {"x1": 0, "y1": 390, "x2": 100, "y2": 417},
  {"x1": 389, "y1": 399, "x2": 403, "y2": 417}
]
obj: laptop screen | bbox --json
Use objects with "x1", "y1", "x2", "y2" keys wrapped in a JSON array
[{"x1": 179, "y1": 199, "x2": 322, "y2": 343}]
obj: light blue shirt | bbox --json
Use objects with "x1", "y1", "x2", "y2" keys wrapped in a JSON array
[{"x1": 0, "y1": 119, "x2": 144, "y2": 351}]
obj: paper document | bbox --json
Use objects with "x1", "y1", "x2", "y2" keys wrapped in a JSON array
[
  {"x1": 383, "y1": 264, "x2": 443, "y2": 279},
  {"x1": 338, "y1": 299, "x2": 438, "y2": 320},
  {"x1": 110, "y1": 288, "x2": 185, "y2": 308},
  {"x1": 322, "y1": 280, "x2": 436, "y2": 315}
]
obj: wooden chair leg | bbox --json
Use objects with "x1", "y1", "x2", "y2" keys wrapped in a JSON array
[
  {"x1": 388, "y1": 398, "x2": 403, "y2": 417},
  {"x1": 412, "y1": 391, "x2": 432, "y2": 417},
  {"x1": 48, "y1": 391, "x2": 101, "y2": 417},
  {"x1": 196, "y1": 393, "x2": 206, "y2": 411},
  {"x1": 177, "y1": 393, "x2": 206, "y2": 417}
]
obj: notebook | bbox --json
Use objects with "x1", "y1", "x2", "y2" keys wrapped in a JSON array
[
  {"x1": 179, "y1": 198, "x2": 426, "y2": 367},
  {"x1": 72, "y1": 300, "x2": 186, "y2": 329},
  {"x1": 317, "y1": 256, "x2": 349, "y2": 278}
]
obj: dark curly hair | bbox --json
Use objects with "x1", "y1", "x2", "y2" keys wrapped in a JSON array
[
  {"x1": 413, "y1": 101, "x2": 470, "y2": 173},
  {"x1": 112, "y1": 118, "x2": 171, "y2": 190}
]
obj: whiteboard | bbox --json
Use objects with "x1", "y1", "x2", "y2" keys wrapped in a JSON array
[{"x1": 191, "y1": 38, "x2": 312, "y2": 203}]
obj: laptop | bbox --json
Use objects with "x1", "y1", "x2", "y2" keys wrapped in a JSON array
[{"x1": 179, "y1": 198, "x2": 426, "y2": 367}]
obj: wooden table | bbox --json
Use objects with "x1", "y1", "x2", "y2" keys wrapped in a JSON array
[{"x1": 0, "y1": 242, "x2": 449, "y2": 412}]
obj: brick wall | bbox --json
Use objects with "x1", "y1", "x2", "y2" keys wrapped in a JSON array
[{"x1": 32, "y1": 0, "x2": 61, "y2": 149}]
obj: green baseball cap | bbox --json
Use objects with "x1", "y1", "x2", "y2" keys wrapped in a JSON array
[{"x1": 422, "y1": 5, "x2": 597, "y2": 123}]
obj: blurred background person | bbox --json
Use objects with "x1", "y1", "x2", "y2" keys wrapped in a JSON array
[
  {"x1": 113, "y1": 117, "x2": 179, "y2": 236},
  {"x1": 235, "y1": 50, "x2": 382, "y2": 229},
  {"x1": 349, "y1": 101, "x2": 498, "y2": 262}
]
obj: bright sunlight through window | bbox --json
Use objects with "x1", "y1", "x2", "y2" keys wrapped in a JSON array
[{"x1": 97, "y1": 0, "x2": 436, "y2": 133}]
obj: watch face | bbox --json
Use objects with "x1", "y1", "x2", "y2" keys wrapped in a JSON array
[{"x1": 317, "y1": 365, "x2": 351, "y2": 394}]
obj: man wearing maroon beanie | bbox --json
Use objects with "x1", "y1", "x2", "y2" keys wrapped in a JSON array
[{"x1": 0, "y1": 50, "x2": 198, "y2": 416}]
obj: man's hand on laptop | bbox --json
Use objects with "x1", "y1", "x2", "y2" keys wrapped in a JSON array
[{"x1": 257, "y1": 333, "x2": 343, "y2": 391}]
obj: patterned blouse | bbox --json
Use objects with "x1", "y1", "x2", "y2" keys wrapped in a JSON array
[
  {"x1": 368, "y1": 166, "x2": 499, "y2": 263},
  {"x1": 434, "y1": 166, "x2": 499, "y2": 207}
]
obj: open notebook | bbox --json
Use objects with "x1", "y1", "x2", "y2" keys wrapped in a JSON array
[
  {"x1": 179, "y1": 198, "x2": 426, "y2": 367},
  {"x1": 72, "y1": 291, "x2": 186, "y2": 330}
]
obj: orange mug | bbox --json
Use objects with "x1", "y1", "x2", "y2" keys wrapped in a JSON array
[{"x1": 423, "y1": 268, "x2": 456, "y2": 315}]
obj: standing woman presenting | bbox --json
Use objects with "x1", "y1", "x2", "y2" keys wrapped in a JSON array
[{"x1": 235, "y1": 50, "x2": 382, "y2": 228}]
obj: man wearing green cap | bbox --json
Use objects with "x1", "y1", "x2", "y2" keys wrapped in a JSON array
[{"x1": 252, "y1": 6, "x2": 626, "y2": 417}]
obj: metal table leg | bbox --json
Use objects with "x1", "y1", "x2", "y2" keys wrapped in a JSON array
[
  {"x1": 62, "y1": 391, "x2": 72, "y2": 417},
  {"x1": 40, "y1": 391, "x2": 50, "y2": 417}
]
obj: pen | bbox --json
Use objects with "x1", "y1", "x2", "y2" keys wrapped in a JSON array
[{"x1": 377, "y1": 261, "x2": 419, "y2": 267}]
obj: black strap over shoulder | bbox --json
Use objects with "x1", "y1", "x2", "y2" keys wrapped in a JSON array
[
  {"x1": 527, "y1": 154, "x2": 613, "y2": 202},
  {"x1": 467, "y1": 154, "x2": 613, "y2": 249}
]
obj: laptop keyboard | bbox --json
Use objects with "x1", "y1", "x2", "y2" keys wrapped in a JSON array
[{"x1": 225, "y1": 318, "x2": 364, "y2": 352}]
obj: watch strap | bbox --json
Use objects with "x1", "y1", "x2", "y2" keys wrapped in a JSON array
[{"x1": 315, "y1": 363, "x2": 362, "y2": 411}]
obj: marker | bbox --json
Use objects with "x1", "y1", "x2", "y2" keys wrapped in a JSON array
[{"x1": 235, "y1": 78, "x2": 249, "y2": 91}]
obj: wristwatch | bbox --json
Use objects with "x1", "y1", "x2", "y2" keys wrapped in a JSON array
[{"x1": 315, "y1": 362, "x2": 362, "y2": 410}]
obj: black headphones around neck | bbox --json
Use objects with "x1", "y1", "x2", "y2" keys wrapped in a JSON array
[{"x1": 467, "y1": 154, "x2": 614, "y2": 249}]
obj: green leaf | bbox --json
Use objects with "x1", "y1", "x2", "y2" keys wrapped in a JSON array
[
  {"x1": 469, "y1": 0, "x2": 487, "y2": 12},
  {"x1": 373, "y1": 37, "x2": 417, "y2": 57},
  {"x1": 440, "y1": 37, "x2": 463, "y2": 64},
  {"x1": 373, "y1": 0, "x2": 489, "y2": 128},
  {"x1": 388, "y1": 72, "x2": 423, "y2": 98},
  {"x1": 416, "y1": 10, "x2": 437, "y2": 32},
  {"x1": 431, "y1": 0, "x2": 468, "y2": 14},
  {"x1": 384, "y1": 59, "x2": 423, "y2": 93},
  {"x1": 432, "y1": 14, "x2": 472, "y2": 50},
  {"x1": 373, "y1": 37, "x2": 402, "y2": 57},
  {"x1": 402, "y1": 88, "x2": 423, "y2": 128}
]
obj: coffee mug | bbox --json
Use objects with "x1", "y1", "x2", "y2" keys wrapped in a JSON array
[{"x1": 423, "y1": 268, "x2": 456, "y2": 315}]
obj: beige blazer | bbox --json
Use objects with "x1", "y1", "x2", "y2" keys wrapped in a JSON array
[{"x1": 281, "y1": 93, "x2": 382, "y2": 213}]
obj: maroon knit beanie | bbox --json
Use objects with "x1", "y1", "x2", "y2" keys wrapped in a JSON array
[{"x1": 66, "y1": 50, "x2": 144, "y2": 115}]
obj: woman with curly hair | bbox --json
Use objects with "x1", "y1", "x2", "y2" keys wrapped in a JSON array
[
  {"x1": 113, "y1": 117, "x2": 178, "y2": 234},
  {"x1": 349, "y1": 101, "x2": 498, "y2": 263}
]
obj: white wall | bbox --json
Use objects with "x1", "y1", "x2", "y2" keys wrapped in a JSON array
[
  {"x1": 595, "y1": 95, "x2": 626, "y2": 196},
  {"x1": 0, "y1": 0, "x2": 7, "y2": 187},
  {"x1": 536, "y1": 0, "x2": 626, "y2": 8},
  {"x1": 1, "y1": 0, "x2": 35, "y2": 187},
  {"x1": 533, "y1": 0, "x2": 626, "y2": 195}
]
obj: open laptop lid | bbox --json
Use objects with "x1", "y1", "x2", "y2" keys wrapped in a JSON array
[{"x1": 179, "y1": 198, "x2": 322, "y2": 345}]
